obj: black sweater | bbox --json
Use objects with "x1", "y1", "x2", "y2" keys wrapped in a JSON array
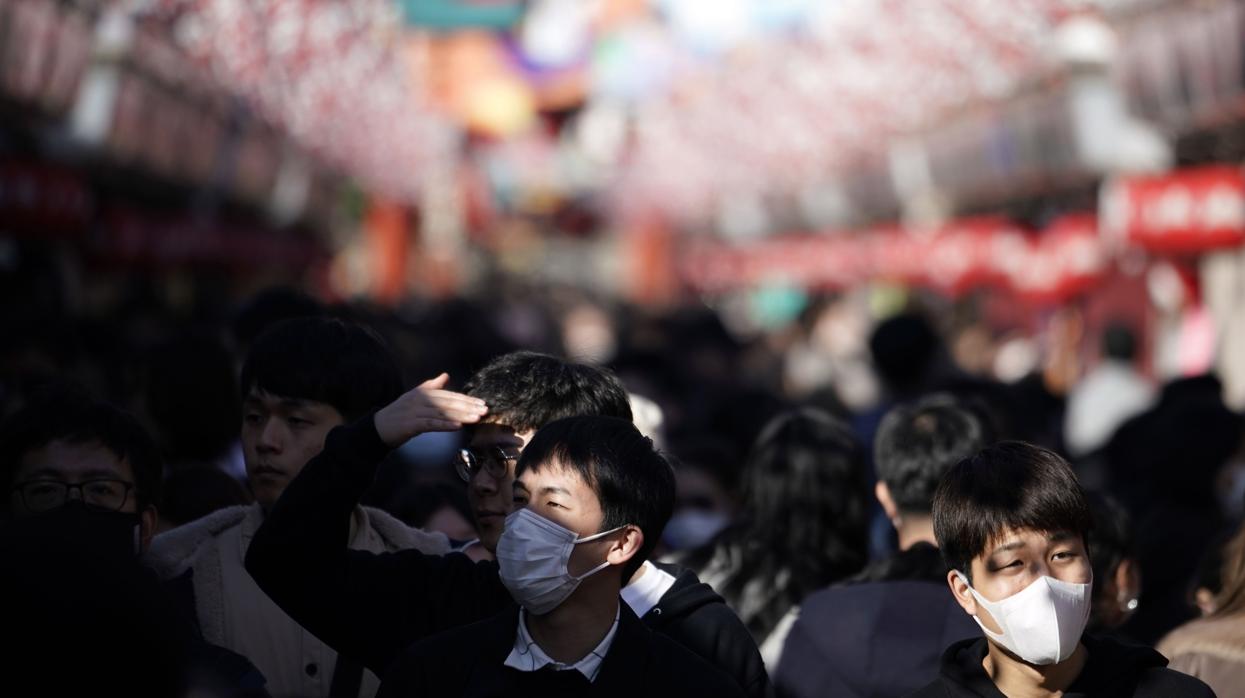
[
  {"x1": 245, "y1": 416, "x2": 770, "y2": 696},
  {"x1": 377, "y1": 603, "x2": 747, "y2": 698},
  {"x1": 906, "y1": 634, "x2": 1217, "y2": 697}
]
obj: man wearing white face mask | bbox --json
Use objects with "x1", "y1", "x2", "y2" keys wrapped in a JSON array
[
  {"x1": 907, "y1": 442, "x2": 1214, "y2": 698},
  {"x1": 378, "y1": 416, "x2": 746, "y2": 697}
]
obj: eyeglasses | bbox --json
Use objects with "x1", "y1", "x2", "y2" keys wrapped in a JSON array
[
  {"x1": 455, "y1": 446, "x2": 519, "y2": 482},
  {"x1": 11, "y1": 479, "x2": 135, "y2": 513}
]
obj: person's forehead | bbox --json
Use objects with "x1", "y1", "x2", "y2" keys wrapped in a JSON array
[
  {"x1": 468, "y1": 421, "x2": 530, "y2": 449},
  {"x1": 984, "y1": 526, "x2": 1080, "y2": 554},
  {"x1": 245, "y1": 388, "x2": 335, "y2": 414},
  {"x1": 516, "y1": 460, "x2": 593, "y2": 496},
  {"x1": 15, "y1": 439, "x2": 133, "y2": 482}
]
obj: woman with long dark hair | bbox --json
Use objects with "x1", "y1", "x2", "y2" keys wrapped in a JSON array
[{"x1": 678, "y1": 407, "x2": 869, "y2": 646}]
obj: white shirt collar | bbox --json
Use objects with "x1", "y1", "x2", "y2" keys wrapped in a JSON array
[
  {"x1": 621, "y1": 560, "x2": 678, "y2": 618},
  {"x1": 504, "y1": 606, "x2": 621, "y2": 682}
]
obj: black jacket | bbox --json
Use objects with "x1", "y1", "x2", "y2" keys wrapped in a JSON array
[
  {"x1": 246, "y1": 415, "x2": 770, "y2": 697},
  {"x1": 646, "y1": 562, "x2": 772, "y2": 698},
  {"x1": 377, "y1": 602, "x2": 747, "y2": 698},
  {"x1": 774, "y1": 543, "x2": 978, "y2": 698},
  {"x1": 906, "y1": 634, "x2": 1217, "y2": 697}
]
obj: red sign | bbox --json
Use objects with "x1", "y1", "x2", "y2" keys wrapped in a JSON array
[
  {"x1": 1102, "y1": 166, "x2": 1245, "y2": 253},
  {"x1": 1011, "y1": 214, "x2": 1109, "y2": 305}
]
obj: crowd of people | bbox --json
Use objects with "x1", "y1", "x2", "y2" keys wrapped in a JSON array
[{"x1": 1, "y1": 274, "x2": 1242, "y2": 697}]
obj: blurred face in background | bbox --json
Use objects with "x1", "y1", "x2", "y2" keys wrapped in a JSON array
[
  {"x1": 662, "y1": 464, "x2": 733, "y2": 552},
  {"x1": 241, "y1": 388, "x2": 343, "y2": 509}
]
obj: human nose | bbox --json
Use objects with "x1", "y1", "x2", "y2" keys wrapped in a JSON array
[
  {"x1": 470, "y1": 467, "x2": 501, "y2": 496},
  {"x1": 257, "y1": 418, "x2": 284, "y2": 453}
]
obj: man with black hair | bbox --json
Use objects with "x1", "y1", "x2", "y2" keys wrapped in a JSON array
[
  {"x1": 0, "y1": 389, "x2": 269, "y2": 697},
  {"x1": 147, "y1": 317, "x2": 455, "y2": 698},
  {"x1": 378, "y1": 415, "x2": 746, "y2": 697},
  {"x1": 2, "y1": 389, "x2": 161, "y2": 554},
  {"x1": 908, "y1": 441, "x2": 1214, "y2": 697},
  {"x1": 247, "y1": 351, "x2": 770, "y2": 698},
  {"x1": 773, "y1": 395, "x2": 983, "y2": 698}
]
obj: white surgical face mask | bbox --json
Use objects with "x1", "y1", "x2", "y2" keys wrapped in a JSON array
[
  {"x1": 956, "y1": 571, "x2": 1092, "y2": 665},
  {"x1": 496, "y1": 508, "x2": 626, "y2": 615}
]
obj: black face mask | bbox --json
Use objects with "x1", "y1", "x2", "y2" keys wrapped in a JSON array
[{"x1": 3, "y1": 502, "x2": 142, "y2": 560}]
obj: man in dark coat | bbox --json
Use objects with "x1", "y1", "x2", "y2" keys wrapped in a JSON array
[
  {"x1": 377, "y1": 416, "x2": 743, "y2": 697},
  {"x1": 906, "y1": 441, "x2": 1214, "y2": 698},
  {"x1": 246, "y1": 352, "x2": 769, "y2": 697},
  {"x1": 775, "y1": 395, "x2": 983, "y2": 698}
]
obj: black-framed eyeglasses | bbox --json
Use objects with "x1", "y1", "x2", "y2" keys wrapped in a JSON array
[
  {"x1": 11, "y1": 479, "x2": 135, "y2": 513},
  {"x1": 455, "y1": 446, "x2": 518, "y2": 482}
]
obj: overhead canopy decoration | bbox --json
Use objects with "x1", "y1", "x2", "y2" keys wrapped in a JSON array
[
  {"x1": 140, "y1": 0, "x2": 457, "y2": 203},
  {"x1": 124, "y1": 0, "x2": 1153, "y2": 218},
  {"x1": 614, "y1": 0, "x2": 1141, "y2": 223}
]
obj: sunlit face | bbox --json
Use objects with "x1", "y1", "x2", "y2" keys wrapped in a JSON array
[
  {"x1": 511, "y1": 460, "x2": 614, "y2": 577},
  {"x1": 466, "y1": 422, "x2": 535, "y2": 552},
  {"x1": 951, "y1": 526, "x2": 1092, "y2": 634},
  {"x1": 241, "y1": 389, "x2": 344, "y2": 509}
]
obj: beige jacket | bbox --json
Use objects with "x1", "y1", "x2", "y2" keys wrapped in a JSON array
[
  {"x1": 1158, "y1": 613, "x2": 1245, "y2": 698},
  {"x1": 146, "y1": 503, "x2": 449, "y2": 698}
]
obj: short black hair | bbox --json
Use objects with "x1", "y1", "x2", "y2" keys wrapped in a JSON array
[
  {"x1": 869, "y1": 312, "x2": 942, "y2": 394},
  {"x1": 240, "y1": 317, "x2": 403, "y2": 423},
  {"x1": 933, "y1": 441, "x2": 1092, "y2": 581},
  {"x1": 875, "y1": 394, "x2": 990, "y2": 514},
  {"x1": 463, "y1": 352, "x2": 632, "y2": 434},
  {"x1": 1103, "y1": 323, "x2": 1137, "y2": 361},
  {"x1": 0, "y1": 388, "x2": 163, "y2": 514},
  {"x1": 516, "y1": 415, "x2": 674, "y2": 581},
  {"x1": 1084, "y1": 490, "x2": 1133, "y2": 631}
]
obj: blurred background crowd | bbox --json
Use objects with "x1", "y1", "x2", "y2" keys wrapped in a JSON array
[{"x1": 4, "y1": 0, "x2": 1245, "y2": 695}]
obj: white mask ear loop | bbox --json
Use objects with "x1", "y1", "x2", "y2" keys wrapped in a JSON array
[
  {"x1": 571, "y1": 524, "x2": 630, "y2": 580},
  {"x1": 955, "y1": 571, "x2": 1007, "y2": 642}
]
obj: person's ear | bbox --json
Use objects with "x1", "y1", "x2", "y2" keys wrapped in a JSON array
[
  {"x1": 948, "y1": 569, "x2": 978, "y2": 617},
  {"x1": 607, "y1": 525, "x2": 644, "y2": 567},
  {"x1": 139, "y1": 505, "x2": 158, "y2": 554},
  {"x1": 875, "y1": 482, "x2": 900, "y2": 525},
  {"x1": 1115, "y1": 557, "x2": 1141, "y2": 611}
]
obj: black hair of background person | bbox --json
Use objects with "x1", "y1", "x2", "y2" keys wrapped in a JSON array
[
  {"x1": 934, "y1": 441, "x2": 1093, "y2": 583},
  {"x1": 680, "y1": 407, "x2": 869, "y2": 641},
  {"x1": 240, "y1": 316, "x2": 404, "y2": 423},
  {"x1": 0, "y1": 383, "x2": 163, "y2": 515},
  {"x1": 516, "y1": 415, "x2": 675, "y2": 581},
  {"x1": 462, "y1": 350, "x2": 634, "y2": 433},
  {"x1": 1085, "y1": 490, "x2": 1138, "y2": 637},
  {"x1": 161, "y1": 466, "x2": 252, "y2": 527},
  {"x1": 874, "y1": 394, "x2": 994, "y2": 515},
  {"x1": 869, "y1": 312, "x2": 943, "y2": 397},
  {"x1": 144, "y1": 328, "x2": 240, "y2": 466},
  {"x1": 230, "y1": 285, "x2": 326, "y2": 351},
  {"x1": 1104, "y1": 374, "x2": 1242, "y2": 644}
]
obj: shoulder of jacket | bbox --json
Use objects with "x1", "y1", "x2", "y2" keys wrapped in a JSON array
[
  {"x1": 145, "y1": 504, "x2": 252, "y2": 578},
  {"x1": 358, "y1": 505, "x2": 452, "y2": 554}
]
